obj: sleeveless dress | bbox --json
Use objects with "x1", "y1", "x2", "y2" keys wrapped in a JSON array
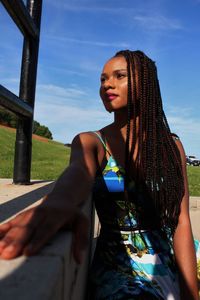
[{"x1": 89, "y1": 131, "x2": 200, "y2": 300}]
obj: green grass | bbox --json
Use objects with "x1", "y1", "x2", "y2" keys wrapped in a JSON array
[
  {"x1": 31, "y1": 139, "x2": 70, "y2": 180},
  {"x1": 187, "y1": 165, "x2": 200, "y2": 196},
  {"x1": 0, "y1": 126, "x2": 200, "y2": 196},
  {"x1": 0, "y1": 127, "x2": 16, "y2": 178},
  {"x1": 0, "y1": 126, "x2": 70, "y2": 180}
]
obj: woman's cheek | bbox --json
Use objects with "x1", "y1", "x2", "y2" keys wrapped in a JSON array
[{"x1": 99, "y1": 87, "x2": 105, "y2": 101}]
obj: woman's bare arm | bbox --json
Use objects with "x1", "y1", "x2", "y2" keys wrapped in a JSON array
[
  {"x1": 173, "y1": 139, "x2": 199, "y2": 300},
  {"x1": 0, "y1": 132, "x2": 99, "y2": 262}
]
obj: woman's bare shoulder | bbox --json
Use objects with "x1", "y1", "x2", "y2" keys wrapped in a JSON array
[
  {"x1": 71, "y1": 130, "x2": 106, "y2": 155},
  {"x1": 71, "y1": 131, "x2": 99, "y2": 148},
  {"x1": 171, "y1": 133, "x2": 186, "y2": 163},
  {"x1": 70, "y1": 131, "x2": 106, "y2": 169}
]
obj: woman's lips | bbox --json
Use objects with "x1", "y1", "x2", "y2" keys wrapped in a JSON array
[{"x1": 106, "y1": 94, "x2": 118, "y2": 101}]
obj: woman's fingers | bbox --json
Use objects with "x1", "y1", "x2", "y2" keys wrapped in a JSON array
[
  {"x1": 0, "y1": 222, "x2": 12, "y2": 233},
  {"x1": 0, "y1": 205, "x2": 65, "y2": 259},
  {"x1": 0, "y1": 226, "x2": 33, "y2": 259},
  {"x1": 0, "y1": 205, "x2": 90, "y2": 263},
  {"x1": 0, "y1": 207, "x2": 46, "y2": 259},
  {"x1": 0, "y1": 223, "x2": 12, "y2": 241}
]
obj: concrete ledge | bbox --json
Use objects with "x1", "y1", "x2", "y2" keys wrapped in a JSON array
[
  {"x1": 190, "y1": 196, "x2": 200, "y2": 209},
  {"x1": 0, "y1": 179, "x2": 92, "y2": 300},
  {"x1": 0, "y1": 179, "x2": 199, "y2": 299},
  {"x1": 0, "y1": 255, "x2": 63, "y2": 300}
]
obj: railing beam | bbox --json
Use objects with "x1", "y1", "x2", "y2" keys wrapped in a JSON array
[
  {"x1": 1, "y1": 0, "x2": 39, "y2": 38},
  {"x1": 0, "y1": 85, "x2": 33, "y2": 118}
]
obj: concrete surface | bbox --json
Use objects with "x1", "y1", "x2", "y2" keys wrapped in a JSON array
[
  {"x1": 0, "y1": 178, "x2": 199, "y2": 299},
  {"x1": 0, "y1": 179, "x2": 93, "y2": 300},
  {"x1": 0, "y1": 255, "x2": 63, "y2": 300},
  {"x1": 189, "y1": 196, "x2": 200, "y2": 240}
]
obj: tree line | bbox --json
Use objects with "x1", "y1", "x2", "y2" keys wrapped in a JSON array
[{"x1": 0, "y1": 107, "x2": 53, "y2": 140}]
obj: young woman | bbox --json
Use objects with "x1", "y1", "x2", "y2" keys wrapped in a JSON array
[{"x1": 0, "y1": 50, "x2": 199, "y2": 299}]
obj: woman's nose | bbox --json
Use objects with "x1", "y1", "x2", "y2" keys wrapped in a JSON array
[{"x1": 103, "y1": 77, "x2": 115, "y2": 90}]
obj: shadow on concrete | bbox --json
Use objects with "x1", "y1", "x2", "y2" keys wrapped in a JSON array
[
  {"x1": 0, "y1": 192, "x2": 94, "y2": 300},
  {"x1": 22, "y1": 180, "x2": 54, "y2": 185},
  {"x1": 0, "y1": 182, "x2": 55, "y2": 223}
]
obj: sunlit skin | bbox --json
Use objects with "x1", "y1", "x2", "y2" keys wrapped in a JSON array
[
  {"x1": 99, "y1": 56, "x2": 139, "y2": 164},
  {"x1": 100, "y1": 56, "x2": 128, "y2": 113},
  {"x1": 100, "y1": 56, "x2": 139, "y2": 140}
]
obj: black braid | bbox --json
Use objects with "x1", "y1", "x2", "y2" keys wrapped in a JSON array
[
  {"x1": 114, "y1": 50, "x2": 184, "y2": 238},
  {"x1": 117, "y1": 51, "x2": 135, "y2": 226}
]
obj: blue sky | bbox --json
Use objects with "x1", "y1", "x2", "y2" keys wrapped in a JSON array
[{"x1": 0, "y1": 0, "x2": 200, "y2": 157}]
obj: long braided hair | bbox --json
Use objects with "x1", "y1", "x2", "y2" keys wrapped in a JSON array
[{"x1": 115, "y1": 50, "x2": 184, "y2": 238}]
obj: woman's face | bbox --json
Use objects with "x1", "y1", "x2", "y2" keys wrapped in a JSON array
[{"x1": 100, "y1": 56, "x2": 128, "y2": 113}]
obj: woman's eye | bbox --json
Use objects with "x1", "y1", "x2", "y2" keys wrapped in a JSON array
[{"x1": 117, "y1": 73, "x2": 126, "y2": 79}]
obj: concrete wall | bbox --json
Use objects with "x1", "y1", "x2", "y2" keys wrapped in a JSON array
[
  {"x1": 0, "y1": 180, "x2": 93, "y2": 300},
  {"x1": 0, "y1": 179, "x2": 199, "y2": 299},
  {"x1": 189, "y1": 197, "x2": 200, "y2": 240}
]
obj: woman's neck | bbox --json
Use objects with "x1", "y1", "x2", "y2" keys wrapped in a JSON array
[{"x1": 113, "y1": 111, "x2": 139, "y2": 140}]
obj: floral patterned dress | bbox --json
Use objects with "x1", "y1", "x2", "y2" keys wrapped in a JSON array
[{"x1": 89, "y1": 132, "x2": 200, "y2": 300}]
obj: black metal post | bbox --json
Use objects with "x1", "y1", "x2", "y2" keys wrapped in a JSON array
[{"x1": 13, "y1": 0, "x2": 42, "y2": 184}]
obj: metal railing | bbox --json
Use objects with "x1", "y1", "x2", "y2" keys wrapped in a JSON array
[{"x1": 0, "y1": 0, "x2": 43, "y2": 184}]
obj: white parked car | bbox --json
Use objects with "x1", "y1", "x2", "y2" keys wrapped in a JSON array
[{"x1": 186, "y1": 155, "x2": 200, "y2": 166}]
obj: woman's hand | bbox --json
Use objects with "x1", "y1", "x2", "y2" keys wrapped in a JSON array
[{"x1": 0, "y1": 202, "x2": 89, "y2": 264}]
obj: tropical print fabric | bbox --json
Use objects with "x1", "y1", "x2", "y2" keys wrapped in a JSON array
[{"x1": 89, "y1": 131, "x2": 200, "y2": 300}]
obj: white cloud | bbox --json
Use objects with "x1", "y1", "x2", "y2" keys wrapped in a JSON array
[
  {"x1": 167, "y1": 113, "x2": 200, "y2": 157},
  {"x1": 133, "y1": 15, "x2": 182, "y2": 30},
  {"x1": 43, "y1": 66, "x2": 87, "y2": 77},
  {"x1": 37, "y1": 84, "x2": 88, "y2": 99},
  {"x1": 46, "y1": 1, "x2": 132, "y2": 13},
  {"x1": 1, "y1": 78, "x2": 19, "y2": 84},
  {"x1": 78, "y1": 60, "x2": 102, "y2": 72},
  {"x1": 0, "y1": 77, "x2": 20, "y2": 95},
  {"x1": 34, "y1": 81, "x2": 111, "y2": 142},
  {"x1": 45, "y1": 0, "x2": 182, "y2": 34},
  {"x1": 45, "y1": 35, "x2": 130, "y2": 49},
  {"x1": 168, "y1": 116, "x2": 200, "y2": 134},
  {"x1": 34, "y1": 101, "x2": 112, "y2": 143},
  {"x1": 166, "y1": 105, "x2": 194, "y2": 118}
]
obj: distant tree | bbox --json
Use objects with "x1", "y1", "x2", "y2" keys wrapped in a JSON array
[
  {"x1": 0, "y1": 107, "x2": 53, "y2": 139},
  {"x1": 33, "y1": 120, "x2": 40, "y2": 132},
  {"x1": 33, "y1": 122, "x2": 53, "y2": 140},
  {"x1": 0, "y1": 107, "x2": 17, "y2": 127}
]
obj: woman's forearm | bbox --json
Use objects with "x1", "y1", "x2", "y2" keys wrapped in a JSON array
[
  {"x1": 173, "y1": 220, "x2": 199, "y2": 300},
  {"x1": 41, "y1": 162, "x2": 94, "y2": 217}
]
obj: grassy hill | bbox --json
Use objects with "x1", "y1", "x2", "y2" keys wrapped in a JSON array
[
  {"x1": 0, "y1": 125, "x2": 70, "y2": 180},
  {"x1": 0, "y1": 125, "x2": 200, "y2": 195}
]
